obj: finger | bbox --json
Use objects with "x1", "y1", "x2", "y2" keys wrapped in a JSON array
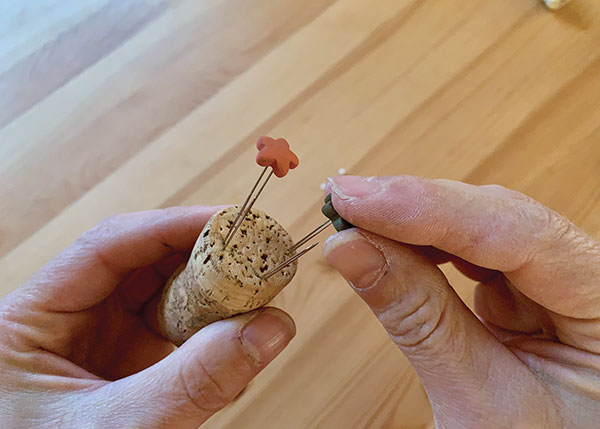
[
  {"x1": 414, "y1": 246, "x2": 453, "y2": 264},
  {"x1": 474, "y1": 275, "x2": 551, "y2": 335},
  {"x1": 85, "y1": 308, "x2": 295, "y2": 429},
  {"x1": 118, "y1": 266, "x2": 166, "y2": 313},
  {"x1": 99, "y1": 320, "x2": 176, "y2": 379},
  {"x1": 143, "y1": 290, "x2": 164, "y2": 335},
  {"x1": 326, "y1": 175, "x2": 600, "y2": 318},
  {"x1": 153, "y1": 251, "x2": 190, "y2": 278},
  {"x1": 323, "y1": 229, "x2": 556, "y2": 425},
  {"x1": 23, "y1": 206, "x2": 225, "y2": 312},
  {"x1": 118, "y1": 252, "x2": 189, "y2": 313},
  {"x1": 505, "y1": 337, "x2": 600, "y2": 425},
  {"x1": 415, "y1": 246, "x2": 498, "y2": 281},
  {"x1": 451, "y1": 257, "x2": 497, "y2": 283}
]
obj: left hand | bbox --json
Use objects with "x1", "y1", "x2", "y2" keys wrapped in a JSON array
[{"x1": 0, "y1": 206, "x2": 296, "y2": 428}]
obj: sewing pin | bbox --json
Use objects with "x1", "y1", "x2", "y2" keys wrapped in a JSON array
[
  {"x1": 262, "y1": 242, "x2": 319, "y2": 280},
  {"x1": 287, "y1": 219, "x2": 332, "y2": 254},
  {"x1": 223, "y1": 167, "x2": 273, "y2": 247},
  {"x1": 223, "y1": 136, "x2": 299, "y2": 248}
]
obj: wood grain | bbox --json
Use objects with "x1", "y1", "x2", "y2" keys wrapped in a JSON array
[{"x1": 1, "y1": 0, "x2": 598, "y2": 427}]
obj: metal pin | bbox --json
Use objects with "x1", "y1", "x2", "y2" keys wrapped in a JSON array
[
  {"x1": 262, "y1": 242, "x2": 319, "y2": 281},
  {"x1": 287, "y1": 219, "x2": 332, "y2": 254},
  {"x1": 224, "y1": 167, "x2": 268, "y2": 244},
  {"x1": 224, "y1": 167, "x2": 274, "y2": 247}
]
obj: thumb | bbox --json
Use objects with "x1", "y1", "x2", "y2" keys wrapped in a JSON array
[
  {"x1": 323, "y1": 229, "x2": 556, "y2": 425},
  {"x1": 90, "y1": 308, "x2": 295, "y2": 428}
]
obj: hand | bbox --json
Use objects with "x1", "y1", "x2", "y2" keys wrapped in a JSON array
[
  {"x1": 0, "y1": 206, "x2": 295, "y2": 428},
  {"x1": 323, "y1": 176, "x2": 600, "y2": 428}
]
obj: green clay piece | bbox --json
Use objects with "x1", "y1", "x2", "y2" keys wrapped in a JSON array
[
  {"x1": 332, "y1": 217, "x2": 353, "y2": 231},
  {"x1": 322, "y1": 194, "x2": 354, "y2": 232},
  {"x1": 321, "y1": 196, "x2": 338, "y2": 219}
]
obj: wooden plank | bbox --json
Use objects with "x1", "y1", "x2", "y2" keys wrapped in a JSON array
[
  {"x1": 465, "y1": 56, "x2": 600, "y2": 238},
  {"x1": 2, "y1": 0, "x2": 600, "y2": 427},
  {"x1": 0, "y1": 0, "x2": 168, "y2": 128},
  {"x1": 0, "y1": 0, "x2": 335, "y2": 257},
  {"x1": 0, "y1": 0, "x2": 410, "y2": 292},
  {"x1": 0, "y1": 1, "x2": 111, "y2": 73}
]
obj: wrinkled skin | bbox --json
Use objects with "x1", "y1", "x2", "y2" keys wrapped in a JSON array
[
  {"x1": 324, "y1": 175, "x2": 600, "y2": 429},
  {"x1": 2, "y1": 176, "x2": 600, "y2": 428},
  {"x1": 0, "y1": 206, "x2": 295, "y2": 428}
]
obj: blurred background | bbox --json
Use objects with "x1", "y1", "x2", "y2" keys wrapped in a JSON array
[{"x1": 1, "y1": 1, "x2": 599, "y2": 427}]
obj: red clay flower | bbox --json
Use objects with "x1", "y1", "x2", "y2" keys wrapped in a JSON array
[{"x1": 255, "y1": 136, "x2": 299, "y2": 178}]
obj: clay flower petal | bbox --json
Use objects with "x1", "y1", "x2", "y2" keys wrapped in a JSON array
[{"x1": 256, "y1": 136, "x2": 299, "y2": 178}]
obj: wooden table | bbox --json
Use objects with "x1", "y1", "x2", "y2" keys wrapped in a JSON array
[{"x1": 2, "y1": 1, "x2": 599, "y2": 427}]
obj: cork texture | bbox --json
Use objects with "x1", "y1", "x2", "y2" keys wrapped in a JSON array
[{"x1": 158, "y1": 206, "x2": 297, "y2": 345}]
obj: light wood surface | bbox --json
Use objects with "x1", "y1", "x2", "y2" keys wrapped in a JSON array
[{"x1": 2, "y1": 1, "x2": 599, "y2": 427}]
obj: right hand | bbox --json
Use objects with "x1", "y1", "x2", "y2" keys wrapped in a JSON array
[{"x1": 323, "y1": 175, "x2": 600, "y2": 428}]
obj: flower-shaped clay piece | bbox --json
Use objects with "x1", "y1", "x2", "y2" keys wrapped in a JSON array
[{"x1": 256, "y1": 136, "x2": 299, "y2": 178}]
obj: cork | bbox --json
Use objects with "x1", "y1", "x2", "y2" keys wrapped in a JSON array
[{"x1": 158, "y1": 206, "x2": 297, "y2": 346}]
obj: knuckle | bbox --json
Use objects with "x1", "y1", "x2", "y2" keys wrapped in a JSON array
[
  {"x1": 485, "y1": 184, "x2": 535, "y2": 202},
  {"x1": 179, "y1": 353, "x2": 232, "y2": 414},
  {"x1": 549, "y1": 214, "x2": 578, "y2": 246},
  {"x1": 84, "y1": 216, "x2": 114, "y2": 238},
  {"x1": 378, "y1": 292, "x2": 449, "y2": 351},
  {"x1": 98, "y1": 213, "x2": 124, "y2": 228},
  {"x1": 514, "y1": 192, "x2": 539, "y2": 205},
  {"x1": 549, "y1": 215, "x2": 600, "y2": 258},
  {"x1": 519, "y1": 201, "x2": 568, "y2": 238},
  {"x1": 523, "y1": 203, "x2": 584, "y2": 248},
  {"x1": 79, "y1": 214, "x2": 126, "y2": 243},
  {"x1": 542, "y1": 209, "x2": 573, "y2": 240},
  {"x1": 480, "y1": 183, "x2": 511, "y2": 194},
  {"x1": 515, "y1": 202, "x2": 600, "y2": 272},
  {"x1": 478, "y1": 183, "x2": 537, "y2": 204}
]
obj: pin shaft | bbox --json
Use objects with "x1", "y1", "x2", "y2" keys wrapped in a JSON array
[
  {"x1": 262, "y1": 242, "x2": 319, "y2": 280},
  {"x1": 224, "y1": 166, "x2": 268, "y2": 245},
  {"x1": 224, "y1": 168, "x2": 274, "y2": 247},
  {"x1": 287, "y1": 220, "x2": 331, "y2": 254}
]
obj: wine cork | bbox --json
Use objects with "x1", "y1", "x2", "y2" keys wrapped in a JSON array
[{"x1": 158, "y1": 206, "x2": 297, "y2": 345}]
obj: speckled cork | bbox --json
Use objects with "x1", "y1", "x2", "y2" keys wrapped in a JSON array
[{"x1": 158, "y1": 206, "x2": 297, "y2": 346}]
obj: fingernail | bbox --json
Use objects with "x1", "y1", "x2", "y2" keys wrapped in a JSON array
[
  {"x1": 329, "y1": 176, "x2": 382, "y2": 200},
  {"x1": 324, "y1": 231, "x2": 386, "y2": 289},
  {"x1": 241, "y1": 308, "x2": 296, "y2": 364}
]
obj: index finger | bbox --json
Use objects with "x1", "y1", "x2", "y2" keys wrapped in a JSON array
[
  {"x1": 326, "y1": 176, "x2": 600, "y2": 318},
  {"x1": 19, "y1": 206, "x2": 224, "y2": 312}
]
